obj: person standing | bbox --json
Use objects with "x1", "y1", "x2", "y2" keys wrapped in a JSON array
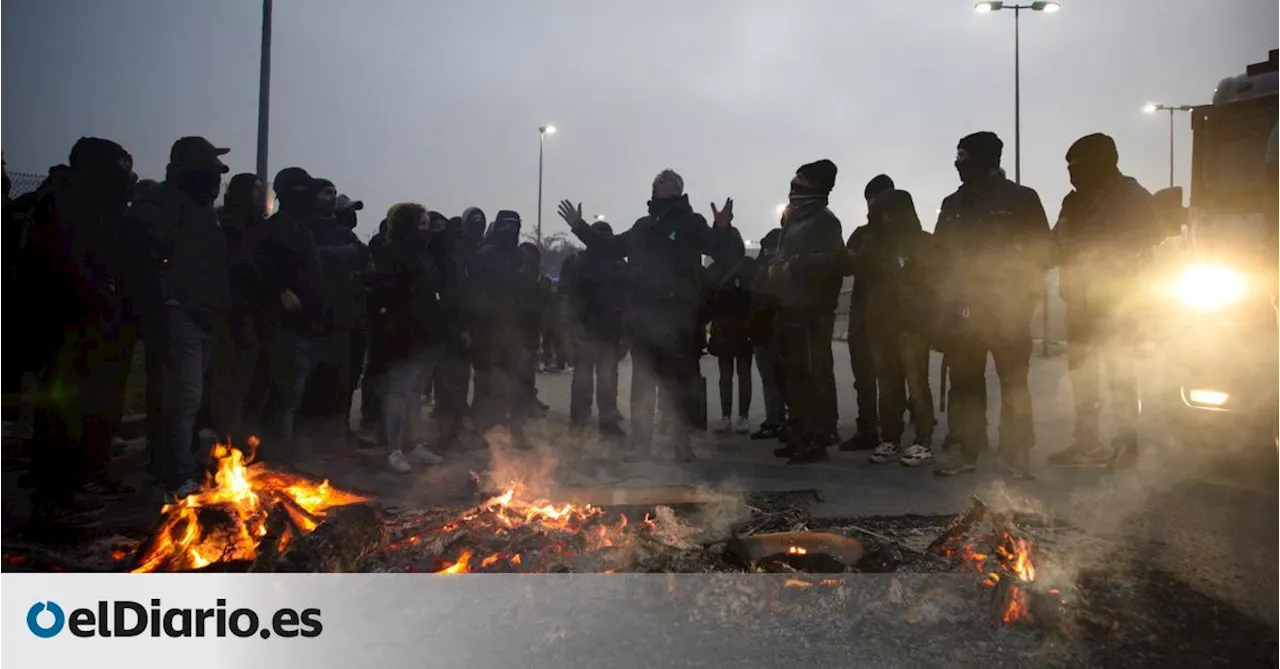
[
  {"x1": 747, "y1": 227, "x2": 787, "y2": 440},
  {"x1": 768, "y1": 160, "x2": 847, "y2": 464},
  {"x1": 209, "y1": 173, "x2": 269, "y2": 448},
  {"x1": 129, "y1": 137, "x2": 233, "y2": 497},
  {"x1": 26, "y1": 138, "x2": 137, "y2": 535},
  {"x1": 932, "y1": 132, "x2": 1053, "y2": 478},
  {"x1": 1047, "y1": 133, "x2": 1159, "y2": 470},
  {"x1": 557, "y1": 170, "x2": 738, "y2": 463},
  {"x1": 838, "y1": 174, "x2": 898, "y2": 452},
  {"x1": 368, "y1": 203, "x2": 447, "y2": 472},
  {"x1": 706, "y1": 230, "x2": 754, "y2": 435},
  {"x1": 853, "y1": 189, "x2": 937, "y2": 467},
  {"x1": 561, "y1": 221, "x2": 627, "y2": 437},
  {"x1": 258, "y1": 167, "x2": 328, "y2": 463}
]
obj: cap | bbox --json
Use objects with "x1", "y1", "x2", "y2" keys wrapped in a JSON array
[
  {"x1": 337, "y1": 194, "x2": 364, "y2": 211},
  {"x1": 170, "y1": 136, "x2": 230, "y2": 173}
]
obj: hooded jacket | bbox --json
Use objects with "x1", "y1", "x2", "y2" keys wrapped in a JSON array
[
  {"x1": 772, "y1": 201, "x2": 846, "y2": 313},
  {"x1": 933, "y1": 173, "x2": 1052, "y2": 338},
  {"x1": 852, "y1": 190, "x2": 937, "y2": 335},
  {"x1": 369, "y1": 219, "x2": 445, "y2": 361},
  {"x1": 559, "y1": 244, "x2": 626, "y2": 342},
  {"x1": 1054, "y1": 175, "x2": 1158, "y2": 316},
  {"x1": 704, "y1": 233, "x2": 756, "y2": 357},
  {"x1": 218, "y1": 175, "x2": 269, "y2": 343},
  {"x1": 467, "y1": 211, "x2": 527, "y2": 327},
  {"x1": 259, "y1": 206, "x2": 328, "y2": 336},
  {"x1": 310, "y1": 215, "x2": 371, "y2": 333},
  {"x1": 570, "y1": 194, "x2": 737, "y2": 338}
]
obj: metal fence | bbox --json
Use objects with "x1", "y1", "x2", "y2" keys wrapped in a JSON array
[{"x1": 8, "y1": 170, "x2": 46, "y2": 198}]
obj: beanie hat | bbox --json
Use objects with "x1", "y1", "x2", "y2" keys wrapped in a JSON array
[
  {"x1": 957, "y1": 132, "x2": 1004, "y2": 167},
  {"x1": 864, "y1": 174, "x2": 895, "y2": 202},
  {"x1": 1066, "y1": 133, "x2": 1119, "y2": 166},
  {"x1": 797, "y1": 159, "x2": 838, "y2": 194}
]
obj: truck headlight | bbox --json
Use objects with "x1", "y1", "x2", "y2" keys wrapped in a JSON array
[{"x1": 1173, "y1": 263, "x2": 1245, "y2": 311}]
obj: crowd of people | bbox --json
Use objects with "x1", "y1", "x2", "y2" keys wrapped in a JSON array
[{"x1": 4, "y1": 127, "x2": 1167, "y2": 539}]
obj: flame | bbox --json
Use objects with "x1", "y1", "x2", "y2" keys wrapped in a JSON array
[
  {"x1": 787, "y1": 546, "x2": 808, "y2": 555},
  {"x1": 957, "y1": 531, "x2": 1041, "y2": 625},
  {"x1": 130, "y1": 440, "x2": 369, "y2": 573}
]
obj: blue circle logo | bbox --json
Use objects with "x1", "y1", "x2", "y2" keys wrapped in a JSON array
[{"x1": 27, "y1": 601, "x2": 65, "y2": 638}]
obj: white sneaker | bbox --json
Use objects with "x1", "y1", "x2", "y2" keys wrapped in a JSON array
[
  {"x1": 386, "y1": 450, "x2": 412, "y2": 473},
  {"x1": 409, "y1": 445, "x2": 444, "y2": 466},
  {"x1": 713, "y1": 417, "x2": 732, "y2": 433},
  {"x1": 869, "y1": 442, "x2": 901, "y2": 464},
  {"x1": 900, "y1": 444, "x2": 934, "y2": 467},
  {"x1": 732, "y1": 417, "x2": 750, "y2": 434}
]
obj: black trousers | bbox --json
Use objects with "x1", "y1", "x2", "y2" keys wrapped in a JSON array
[
  {"x1": 846, "y1": 318, "x2": 879, "y2": 435},
  {"x1": 945, "y1": 331, "x2": 1034, "y2": 464},
  {"x1": 628, "y1": 324, "x2": 700, "y2": 453},
  {"x1": 716, "y1": 352, "x2": 753, "y2": 419},
  {"x1": 777, "y1": 309, "x2": 837, "y2": 444},
  {"x1": 433, "y1": 336, "x2": 472, "y2": 447},
  {"x1": 472, "y1": 325, "x2": 527, "y2": 435},
  {"x1": 570, "y1": 336, "x2": 621, "y2": 426}
]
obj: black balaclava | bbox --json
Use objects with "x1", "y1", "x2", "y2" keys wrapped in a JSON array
[
  {"x1": 388, "y1": 203, "x2": 427, "y2": 244},
  {"x1": 864, "y1": 174, "x2": 895, "y2": 203},
  {"x1": 759, "y1": 227, "x2": 782, "y2": 261},
  {"x1": 273, "y1": 167, "x2": 317, "y2": 219},
  {"x1": 518, "y1": 241, "x2": 541, "y2": 273},
  {"x1": 955, "y1": 132, "x2": 1003, "y2": 185},
  {"x1": 487, "y1": 210, "x2": 521, "y2": 248},
  {"x1": 462, "y1": 206, "x2": 487, "y2": 241},
  {"x1": 791, "y1": 159, "x2": 838, "y2": 208},
  {"x1": 312, "y1": 178, "x2": 338, "y2": 219},
  {"x1": 1066, "y1": 133, "x2": 1121, "y2": 195},
  {"x1": 69, "y1": 137, "x2": 137, "y2": 211},
  {"x1": 869, "y1": 189, "x2": 922, "y2": 234},
  {"x1": 448, "y1": 216, "x2": 463, "y2": 236},
  {"x1": 223, "y1": 173, "x2": 266, "y2": 221}
]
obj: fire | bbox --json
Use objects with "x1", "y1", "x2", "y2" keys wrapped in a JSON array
[
  {"x1": 429, "y1": 484, "x2": 649, "y2": 573},
  {"x1": 131, "y1": 440, "x2": 369, "y2": 573},
  {"x1": 956, "y1": 531, "x2": 1040, "y2": 625}
]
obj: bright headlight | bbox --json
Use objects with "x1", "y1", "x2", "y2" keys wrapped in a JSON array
[{"x1": 1173, "y1": 263, "x2": 1246, "y2": 311}]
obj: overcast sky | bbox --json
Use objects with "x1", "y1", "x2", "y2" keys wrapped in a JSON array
[{"x1": 3, "y1": 0, "x2": 1276, "y2": 244}]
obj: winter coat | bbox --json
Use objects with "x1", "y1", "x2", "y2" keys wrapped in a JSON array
[
  {"x1": 705, "y1": 255, "x2": 756, "y2": 357},
  {"x1": 258, "y1": 209, "x2": 328, "y2": 336},
  {"x1": 851, "y1": 192, "x2": 938, "y2": 337},
  {"x1": 1054, "y1": 175, "x2": 1158, "y2": 318},
  {"x1": 570, "y1": 194, "x2": 738, "y2": 340},
  {"x1": 771, "y1": 202, "x2": 846, "y2": 313},
  {"x1": 368, "y1": 236, "x2": 444, "y2": 361},
  {"x1": 310, "y1": 217, "x2": 371, "y2": 334},
  {"x1": 560, "y1": 250, "x2": 626, "y2": 342},
  {"x1": 126, "y1": 180, "x2": 231, "y2": 333},
  {"x1": 933, "y1": 175, "x2": 1053, "y2": 341}
]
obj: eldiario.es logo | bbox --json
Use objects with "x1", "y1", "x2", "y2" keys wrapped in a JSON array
[{"x1": 26, "y1": 599, "x2": 322, "y2": 639}]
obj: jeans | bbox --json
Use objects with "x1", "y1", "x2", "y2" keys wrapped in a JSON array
[
  {"x1": 1066, "y1": 306, "x2": 1139, "y2": 446},
  {"x1": 570, "y1": 337, "x2": 621, "y2": 426},
  {"x1": 870, "y1": 328, "x2": 934, "y2": 447},
  {"x1": 776, "y1": 309, "x2": 836, "y2": 444},
  {"x1": 268, "y1": 329, "x2": 315, "y2": 456},
  {"x1": 753, "y1": 342, "x2": 786, "y2": 427},
  {"x1": 156, "y1": 306, "x2": 214, "y2": 488},
  {"x1": 716, "y1": 352, "x2": 753, "y2": 419},
  {"x1": 381, "y1": 347, "x2": 440, "y2": 454}
]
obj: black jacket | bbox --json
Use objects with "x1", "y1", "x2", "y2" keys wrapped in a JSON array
[
  {"x1": 310, "y1": 217, "x2": 371, "y2": 333},
  {"x1": 369, "y1": 235, "x2": 444, "y2": 362},
  {"x1": 933, "y1": 174, "x2": 1053, "y2": 338},
  {"x1": 852, "y1": 194, "x2": 937, "y2": 336},
  {"x1": 466, "y1": 235, "x2": 527, "y2": 328},
  {"x1": 772, "y1": 203, "x2": 846, "y2": 313},
  {"x1": 560, "y1": 250, "x2": 626, "y2": 342},
  {"x1": 570, "y1": 194, "x2": 738, "y2": 337},
  {"x1": 218, "y1": 205, "x2": 269, "y2": 345},
  {"x1": 705, "y1": 255, "x2": 756, "y2": 357},
  {"x1": 126, "y1": 180, "x2": 231, "y2": 332},
  {"x1": 1053, "y1": 175, "x2": 1158, "y2": 317},
  {"x1": 258, "y1": 209, "x2": 328, "y2": 335}
]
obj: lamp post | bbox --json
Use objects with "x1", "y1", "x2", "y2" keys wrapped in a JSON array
[
  {"x1": 976, "y1": 1, "x2": 1059, "y2": 356},
  {"x1": 1144, "y1": 103, "x2": 1195, "y2": 189},
  {"x1": 537, "y1": 125, "x2": 556, "y2": 249},
  {"x1": 256, "y1": 0, "x2": 272, "y2": 183}
]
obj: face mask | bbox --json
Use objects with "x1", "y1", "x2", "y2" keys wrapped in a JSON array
[
  {"x1": 955, "y1": 160, "x2": 987, "y2": 185},
  {"x1": 1068, "y1": 162, "x2": 1109, "y2": 193},
  {"x1": 177, "y1": 169, "x2": 222, "y2": 205}
]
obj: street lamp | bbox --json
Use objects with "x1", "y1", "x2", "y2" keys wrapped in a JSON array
[
  {"x1": 1144, "y1": 103, "x2": 1195, "y2": 189},
  {"x1": 537, "y1": 125, "x2": 557, "y2": 248},
  {"x1": 975, "y1": 0, "x2": 1059, "y2": 356},
  {"x1": 973, "y1": 1, "x2": 1061, "y2": 184}
]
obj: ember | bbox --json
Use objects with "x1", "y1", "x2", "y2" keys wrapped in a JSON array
[{"x1": 131, "y1": 439, "x2": 369, "y2": 573}]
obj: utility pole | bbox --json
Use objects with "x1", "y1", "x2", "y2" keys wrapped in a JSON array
[{"x1": 256, "y1": 0, "x2": 273, "y2": 184}]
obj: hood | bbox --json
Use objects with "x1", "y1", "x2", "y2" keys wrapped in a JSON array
[
  {"x1": 461, "y1": 206, "x2": 487, "y2": 240},
  {"x1": 868, "y1": 189, "x2": 922, "y2": 234}
]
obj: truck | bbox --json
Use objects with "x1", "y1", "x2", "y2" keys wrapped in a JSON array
[{"x1": 1158, "y1": 48, "x2": 1278, "y2": 479}]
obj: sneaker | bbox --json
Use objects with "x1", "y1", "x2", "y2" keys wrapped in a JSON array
[
  {"x1": 838, "y1": 431, "x2": 879, "y2": 452},
  {"x1": 787, "y1": 444, "x2": 830, "y2": 465},
  {"x1": 869, "y1": 442, "x2": 901, "y2": 464},
  {"x1": 750, "y1": 423, "x2": 781, "y2": 440},
  {"x1": 713, "y1": 417, "x2": 732, "y2": 434},
  {"x1": 732, "y1": 417, "x2": 750, "y2": 435},
  {"x1": 409, "y1": 445, "x2": 444, "y2": 466},
  {"x1": 386, "y1": 450, "x2": 412, "y2": 474},
  {"x1": 899, "y1": 444, "x2": 934, "y2": 467},
  {"x1": 1047, "y1": 442, "x2": 1108, "y2": 467},
  {"x1": 933, "y1": 458, "x2": 977, "y2": 477}
]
